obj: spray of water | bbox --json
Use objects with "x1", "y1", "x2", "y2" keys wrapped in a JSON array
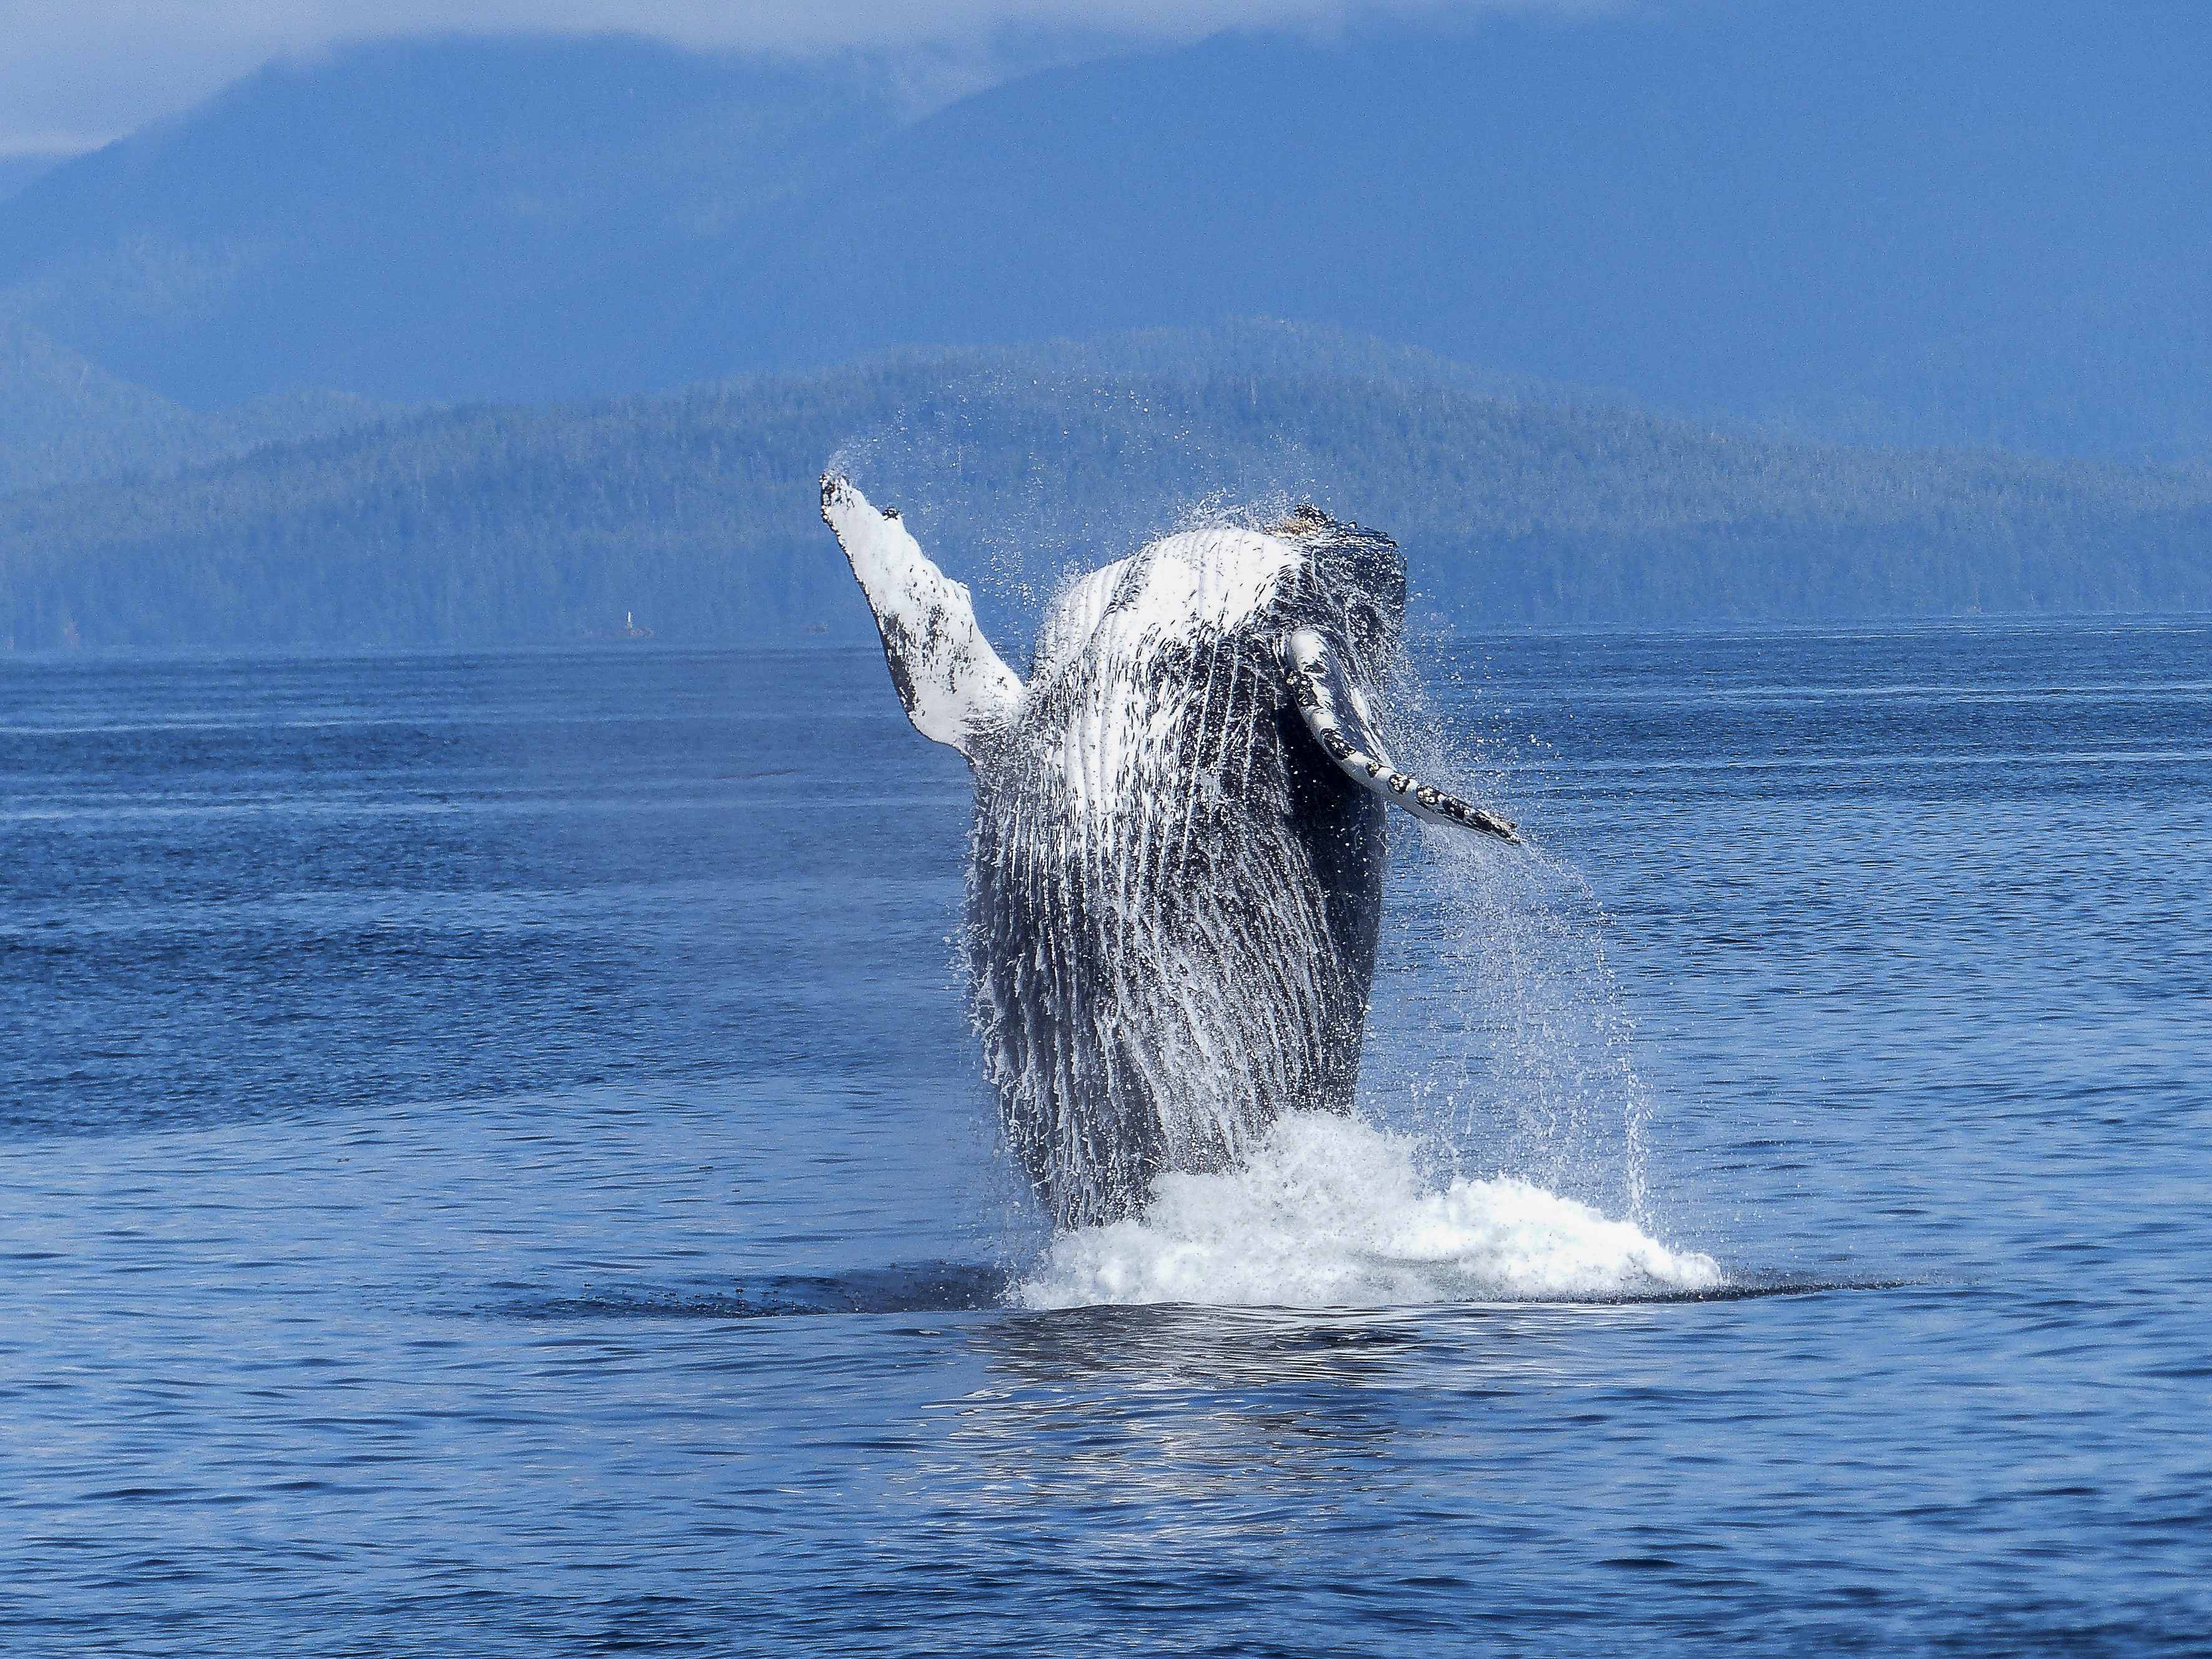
[
  {"x1": 1370, "y1": 828, "x2": 1658, "y2": 1225},
  {"x1": 1376, "y1": 634, "x2": 1661, "y2": 1225}
]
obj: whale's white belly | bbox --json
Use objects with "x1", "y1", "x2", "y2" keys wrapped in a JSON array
[{"x1": 1027, "y1": 528, "x2": 1298, "y2": 822}]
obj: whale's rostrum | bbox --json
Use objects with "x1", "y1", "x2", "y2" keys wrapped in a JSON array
[{"x1": 823, "y1": 475, "x2": 1520, "y2": 1228}]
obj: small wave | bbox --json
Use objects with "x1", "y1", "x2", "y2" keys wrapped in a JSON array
[{"x1": 1016, "y1": 1113, "x2": 1721, "y2": 1309}]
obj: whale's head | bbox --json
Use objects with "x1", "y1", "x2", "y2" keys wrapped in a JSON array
[
  {"x1": 1025, "y1": 502, "x2": 1517, "y2": 843},
  {"x1": 1258, "y1": 502, "x2": 1406, "y2": 676},
  {"x1": 1295, "y1": 511, "x2": 1524, "y2": 839}
]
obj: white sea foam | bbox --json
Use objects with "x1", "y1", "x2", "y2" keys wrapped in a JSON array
[{"x1": 1015, "y1": 1112, "x2": 1721, "y2": 1309}]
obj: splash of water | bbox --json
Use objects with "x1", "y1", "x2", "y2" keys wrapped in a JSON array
[
  {"x1": 1358, "y1": 634, "x2": 1661, "y2": 1227},
  {"x1": 1016, "y1": 1112, "x2": 1721, "y2": 1309},
  {"x1": 1364, "y1": 830, "x2": 1660, "y2": 1226}
]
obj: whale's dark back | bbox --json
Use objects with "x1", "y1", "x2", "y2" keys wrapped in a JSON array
[{"x1": 966, "y1": 517, "x2": 1400, "y2": 1229}]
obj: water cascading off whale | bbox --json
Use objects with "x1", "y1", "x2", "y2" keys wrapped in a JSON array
[{"x1": 823, "y1": 474, "x2": 1520, "y2": 1229}]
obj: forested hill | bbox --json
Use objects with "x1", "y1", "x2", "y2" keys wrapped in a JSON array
[
  {"x1": 6, "y1": 353, "x2": 2211, "y2": 652},
  {"x1": 0, "y1": 315, "x2": 396, "y2": 497}
]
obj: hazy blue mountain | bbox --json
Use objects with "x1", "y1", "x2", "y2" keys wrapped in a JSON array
[
  {"x1": 0, "y1": 153, "x2": 71, "y2": 202},
  {"x1": 0, "y1": 36, "x2": 903, "y2": 407},
  {"x1": 0, "y1": 315, "x2": 397, "y2": 495},
  {"x1": 6, "y1": 6, "x2": 2211, "y2": 455},
  {"x1": 7, "y1": 344, "x2": 2209, "y2": 653},
  {"x1": 983, "y1": 319, "x2": 1620, "y2": 409},
  {"x1": 687, "y1": 0, "x2": 2212, "y2": 458}
]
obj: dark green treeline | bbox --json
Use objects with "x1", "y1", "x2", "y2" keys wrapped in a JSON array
[{"x1": 6, "y1": 355, "x2": 2211, "y2": 652}]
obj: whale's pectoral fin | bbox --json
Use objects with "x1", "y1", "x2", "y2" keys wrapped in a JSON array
[
  {"x1": 1281, "y1": 627, "x2": 1521, "y2": 844},
  {"x1": 822, "y1": 474, "x2": 1024, "y2": 758}
]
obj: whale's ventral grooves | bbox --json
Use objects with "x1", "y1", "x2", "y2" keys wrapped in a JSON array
[{"x1": 821, "y1": 472, "x2": 1520, "y2": 1228}]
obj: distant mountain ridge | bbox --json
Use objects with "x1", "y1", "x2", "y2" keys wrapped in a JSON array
[
  {"x1": 0, "y1": 36, "x2": 904, "y2": 408},
  {"x1": 0, "y1": 153, "x2": 70, "y2": 203},
  {"x1": 4, "y1": 5, "x2": 2211, "y2": 456},
  {"x1": 7, "y1": 336, "x2": 2210, "y2": 653},
  {"x1": 0, "y1": 314, "x2": 396, "y2": 496}
]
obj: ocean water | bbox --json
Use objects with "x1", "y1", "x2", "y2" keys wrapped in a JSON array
[{"x1": 2, "y1": 617, "x2": 2208, "y2": 1657}]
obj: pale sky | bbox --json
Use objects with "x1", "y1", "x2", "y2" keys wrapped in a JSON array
[{"x1": 0, "y1": 0, "x2": 1602, "y2": 155}]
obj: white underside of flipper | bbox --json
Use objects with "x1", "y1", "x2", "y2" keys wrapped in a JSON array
[
  {"x1": 1281, "y1": 627, "x2": 1520, "y2": 843},
  {"x1": 822, "y1": 474, "x2": 1024, "y2": 757}
]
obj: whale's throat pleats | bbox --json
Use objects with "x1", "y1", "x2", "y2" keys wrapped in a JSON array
[{"x1": 967, "y1": 531, "x2": 1387, "y2": 1229}]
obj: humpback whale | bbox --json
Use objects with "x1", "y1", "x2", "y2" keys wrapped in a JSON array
[{"x1": 823, "y1": 475, "x2": 1519, "y2": 1228}]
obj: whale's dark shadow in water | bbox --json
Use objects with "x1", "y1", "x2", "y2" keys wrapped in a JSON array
[
  {"x1": 823, "y1": 478, "x2": 1520, "y2": 1228},
  {"x1": 489, "y1": 1269, "x2": 1909, "y2": 1326}
]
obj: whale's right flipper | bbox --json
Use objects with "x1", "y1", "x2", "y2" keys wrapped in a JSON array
[
  {"x1": 1282, "y1": 627, "x2": 1521, "y2": 844},
  {"x1": 823, "y1": 474, "x2": 1024, "y2": 759}
]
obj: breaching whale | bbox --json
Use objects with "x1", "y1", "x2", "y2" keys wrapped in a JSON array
[{"x1": 823, "y1": 475, "x2": 1520, "y2": 1228}]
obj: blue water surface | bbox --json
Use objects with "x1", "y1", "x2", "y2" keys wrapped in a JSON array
[{"x1": 2, "y1": 617, "x2": 2208, "y2": 1656}]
